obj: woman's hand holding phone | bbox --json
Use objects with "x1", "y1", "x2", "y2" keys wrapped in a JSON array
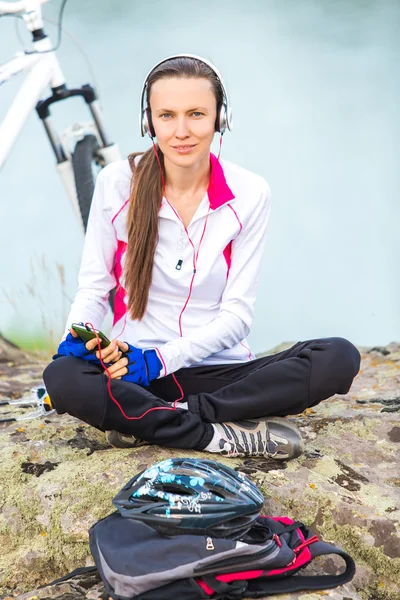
[
  {"x1": 67, "y1": 327, "x2": 159, "y2": 384},
  {"x1": 106, "y1": 343, "x2": 162, "y2": 386},
  {"x1": 62, "y1": 325, "x2": 126, "y2": 377},
  {"x1": 76, "y1": 330, "x2": 127, "y2": 371},
  {"x1": 57, "y1": 329, "x2": 101, "y2": 363},
  {"x1": 85, "y1": 336, "x2": 161, "y2": 385},
  {"x1": 102, "y1": 340, "x2": 130, "y2": 379}
]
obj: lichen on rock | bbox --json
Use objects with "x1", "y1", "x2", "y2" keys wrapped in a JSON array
[{"x1": 0, "y1": 339, "x2": 399, "y2": 599}]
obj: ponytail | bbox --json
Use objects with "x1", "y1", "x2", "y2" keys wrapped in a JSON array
[{"x1": 124, "y1": 147, "x2": 164, "y2": 320}]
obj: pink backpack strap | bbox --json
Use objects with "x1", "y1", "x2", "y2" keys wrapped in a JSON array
[{"x1": 199, "y1": 542, "x2": 355, "y2": 598}]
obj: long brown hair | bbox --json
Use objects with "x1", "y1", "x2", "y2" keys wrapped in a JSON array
[{"x1": 124, "y1": 57, "x2": 224, "y2": 320}]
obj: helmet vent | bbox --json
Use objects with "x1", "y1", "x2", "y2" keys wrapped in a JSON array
[
  {"x1": 213, "y1": 490, "x2": 225, "y2": 500},
  {"x1": 157, "y1": 483, "x2": 194, "y2": 496}
]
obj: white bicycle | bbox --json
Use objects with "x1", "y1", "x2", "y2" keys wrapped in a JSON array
[{"x1": 0, "y1": 0, "x2": 121, "y2": 231}]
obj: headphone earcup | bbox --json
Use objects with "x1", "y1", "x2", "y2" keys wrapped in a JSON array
[
  {"x1": 142, "y1": 108, "x2": 156, "y2": 139},
  {"x1": 215, "y1": 102, "x2": 228, "y2": 134},
  {"x1": 147, "y1": 108, "x2": 156, "y2": 138}
]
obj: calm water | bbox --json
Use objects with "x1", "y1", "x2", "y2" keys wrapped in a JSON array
[{"x1": 1, "y1": 0, "x2": 399, "y2": 353}]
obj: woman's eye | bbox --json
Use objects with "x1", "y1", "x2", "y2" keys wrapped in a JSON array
[
  {"x1": 160, "y1": 113, "x2": 172, "y2": 119},
  {"x1": 191, "y1": 112, "x2": 203, "y2": 117}
]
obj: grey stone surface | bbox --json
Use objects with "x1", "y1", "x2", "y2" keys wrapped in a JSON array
[{"x1": 0, "y1": 338, "x2": 399, "y2": 599}]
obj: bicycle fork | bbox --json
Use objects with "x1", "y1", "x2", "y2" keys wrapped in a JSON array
[{"x1": 36, "y1": 82, "x2": 121, "y2": 230}]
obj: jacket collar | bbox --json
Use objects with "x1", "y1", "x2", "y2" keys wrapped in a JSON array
[
  {"x1": 208, "y1": 153, "x2": 235, "y2": 209},
  {"x1": 159, "y1": 153, "x2": 235, "y2": 221}
]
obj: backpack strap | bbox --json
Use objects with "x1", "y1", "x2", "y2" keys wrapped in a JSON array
[
  {"x1": 246, "y1": 544, "x2": 356, "y2": 597},
  {"x1": 42, "y1": 566, "x2": 98, "y2": 587},
  {"x1": 201, "y1": 575, "x2": 248, "y2": 599}
]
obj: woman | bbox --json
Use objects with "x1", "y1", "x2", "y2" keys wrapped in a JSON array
[{"x1": 43, "y1": 54, "x2": 361, "y2": 459}]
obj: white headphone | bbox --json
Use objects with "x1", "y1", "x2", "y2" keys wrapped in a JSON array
[{"x1": 140, "y1": 53, "x2": 233, "y2": 139}]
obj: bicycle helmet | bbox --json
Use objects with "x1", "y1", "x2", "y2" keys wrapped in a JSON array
[{"x1": 112, "y1": 457, "x2": 264, "y2": 539}]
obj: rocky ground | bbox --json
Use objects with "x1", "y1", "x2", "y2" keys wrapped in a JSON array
[{"x1": 0, "y1": 336, "x2": 399, "y2": 600}]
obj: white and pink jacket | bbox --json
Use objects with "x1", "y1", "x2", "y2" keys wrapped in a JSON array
[{"x1": 64, "y1": 153, "x2": 271, "y2": 377}]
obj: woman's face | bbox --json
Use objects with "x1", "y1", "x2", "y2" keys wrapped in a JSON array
[{"x1": 149, "y1": 76, "x2": 217, "y2": 168}]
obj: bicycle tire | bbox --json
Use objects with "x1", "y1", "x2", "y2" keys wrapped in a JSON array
[
  {"x1": 72, "y1": 134, "x2": 115, "y2": 311},
  {"x1": 72, "y1": 134, "x2": 101, "y2": 231}
]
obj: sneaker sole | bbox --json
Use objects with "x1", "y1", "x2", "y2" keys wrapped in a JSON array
[
  {"x1": 105, "y1": 430, "x2": 148, "y2": 449},
  {"x1": 260, "y1": 417, "x2": 304, "y2": 460}
]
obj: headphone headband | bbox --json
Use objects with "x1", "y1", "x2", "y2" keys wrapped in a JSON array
[{"x1": 140, "y1": 53, "x2": 233, "y2": 138}]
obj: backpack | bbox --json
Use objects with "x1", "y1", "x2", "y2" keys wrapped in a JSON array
[{"x1": 57, "y1": 510, "x2": 354, "y2": 599}]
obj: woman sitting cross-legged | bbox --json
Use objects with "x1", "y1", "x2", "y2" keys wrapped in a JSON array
[{"x1": 43, "y1": 54, "x2": 361, "y2": 459}]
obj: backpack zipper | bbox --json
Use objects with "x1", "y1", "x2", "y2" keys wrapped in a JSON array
[{"x1": 195, "y1": 539, "x2": 281, "y2": 574}]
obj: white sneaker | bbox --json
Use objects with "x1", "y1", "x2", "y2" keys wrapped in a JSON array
[{"x1": 212, "y1": 418, "x2": 303, "y2": 460}]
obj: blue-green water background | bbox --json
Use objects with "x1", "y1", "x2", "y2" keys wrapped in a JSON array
[{"x1": 1, "y1": 0, "x2": 399, "y2": 354}]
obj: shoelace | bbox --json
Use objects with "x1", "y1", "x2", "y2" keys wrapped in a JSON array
[{"x1": 221, "y1": 430, "x2": 279, "y2": 458}]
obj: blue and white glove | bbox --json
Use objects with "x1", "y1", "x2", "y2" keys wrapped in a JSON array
[
  {"x1": 121, "y1": 344, "x2": 162, "y2": 387},
  {"x1": 55, "y1": 332, "x2": 100, "y2": 363}
]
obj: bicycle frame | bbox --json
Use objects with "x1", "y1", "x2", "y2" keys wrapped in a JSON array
[
  {"x1": 0, "y1": 0, "x2": 121, "y2": 229},
  {"x1": 0, "y1": 38, "x2": 65, "y2": 168}
]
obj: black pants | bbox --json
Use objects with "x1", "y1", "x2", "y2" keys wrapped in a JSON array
[{"x1": 43, "y1": 337, "x2": 360, "y2": 451}]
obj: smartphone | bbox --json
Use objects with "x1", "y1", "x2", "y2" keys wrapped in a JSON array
[{"x1": 71, "y1": 323, "x2": 111, "y2": 349}]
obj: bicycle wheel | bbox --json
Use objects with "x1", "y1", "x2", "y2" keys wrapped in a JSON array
[
  {"x1": 72, "y1": 134, "x2": 102, "y2": 231},
  {"x1": 72, "y1": 134, "x2": 115, "y2": 311}
]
